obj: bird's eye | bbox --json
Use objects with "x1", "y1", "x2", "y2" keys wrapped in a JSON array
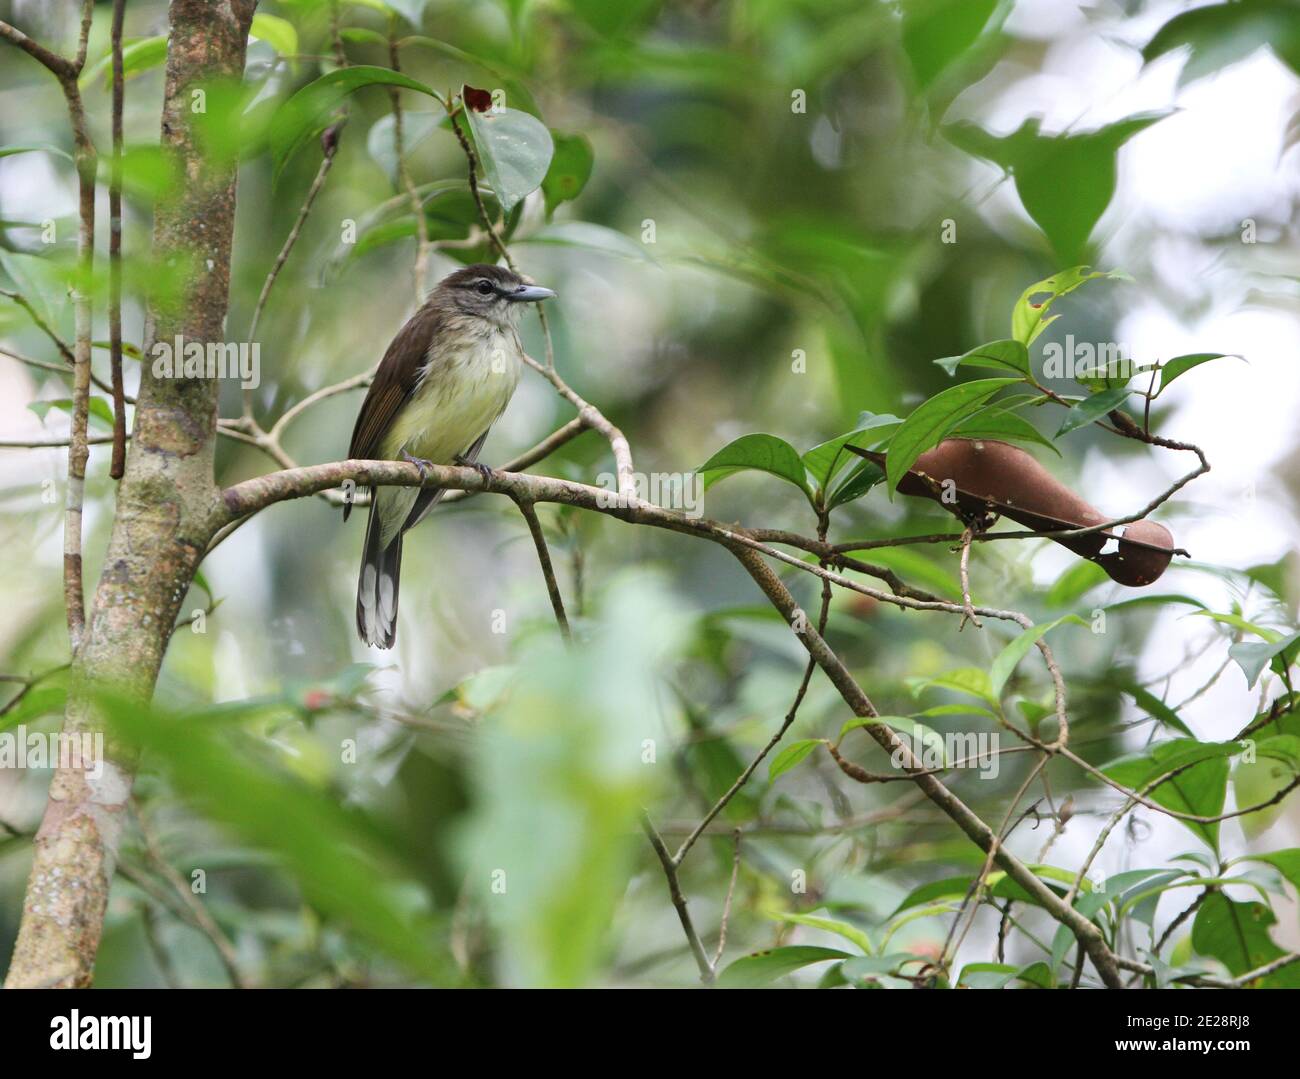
[{"x1": 475, "y1": 280, "x2": 494, "y2": 297}]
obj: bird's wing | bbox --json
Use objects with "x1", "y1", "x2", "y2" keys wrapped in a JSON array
[{"x1": 347, "y1": 304, "x2": 443, "y2": 461}]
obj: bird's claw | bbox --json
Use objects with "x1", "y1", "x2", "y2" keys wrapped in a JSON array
[
  {"x1": 401, "y1": 450, "x2": 435, "y2": 482},
  {"x1": 455, "y1": 453, "x2": 494, "y2": 486}
]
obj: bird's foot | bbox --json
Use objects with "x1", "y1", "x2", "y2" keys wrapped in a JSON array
[
  {"x1": 455, "y1": 453, "x2": 494, "y2": 486},
  {"x1": 401, "y1": 450, "x2": 435, "y2": 482}
]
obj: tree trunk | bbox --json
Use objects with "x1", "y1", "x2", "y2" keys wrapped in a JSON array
[{"x1": 5, "y1": 0, "x2": 257, "y2": 989}]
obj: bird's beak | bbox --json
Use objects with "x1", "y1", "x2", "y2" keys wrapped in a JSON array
[{"x1": 507, "y1": 283, "x2": 556, "y2": 303}]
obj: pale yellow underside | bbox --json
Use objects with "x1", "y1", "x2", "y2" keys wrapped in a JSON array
[{"x1": 374, "y1": 327, "x2": 523, "y2": 547}]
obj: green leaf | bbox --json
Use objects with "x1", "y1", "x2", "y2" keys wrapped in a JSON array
[
  {"x1": 1015, "y1": 961, "x2": 1055, "y2": 989},
  {"x1": 1191, "y1": 610, "x2": 1283, "y2": 642},
  {"x1": 697, "y1": 433, "x2": 812, "y2": 497},
  {"x1": 893, "y1": 865, "x2": 1086, "y2": 917},
  {"x1": 1104, "y1": 593, "x2": 1206, "y2": 614},
  {"x1": 251, "y1": 13, "x2": 300, "y2": 69},
  {"x1": 1009, "y1": 266, "x2": 1127, "y2": 346},
  {"x1": 917, "y1": 703, "x2": 998, "y2": 720},
  {"x1": 826, "y1": 457, "x2": 886, "y2": 508},
  {"x1": 0, "y1": 679, "x2": 67, "y2": 732},
  {"x1": 365, "y1": 112, "x2": 442, "y2": 184},
  {"x1": 1054, "y1": 386, "x2": 1133, "y2": 436},
  {"x1": 767, "y1": 910, "x2": 873, "y2": 956},
  {"x1": 1239, "y1": 849, "x2": 1300, "y2": 896},
  {"x1": 28, "y1": 397, "x2": 117, "y2": 431},
  {"x1": 886, "y1": 377, "x2": 1021, "y2": 491},
  {"x1": 567, "y1": 0, "x2": 660, "y2": 37},
  {"x1": 1015, "y1": 698, "x2": 1053, "y2": 729},
  {"x1": 1193, "y1": 893, "x2": 1300, "y2": 986},
  {"x1": 541, "y1": 132, "x2": 594, "y2": 217},
  {"x1": 339, "y1": 27, "x2": 389, "y2": 47},
  {"x1": 1233, "y1": 753, "x2": 1296, "y2": 841},
  {"x1": 946, "y1": 107, "x2": 1170, "y2": 262},
  {"x1": 1117, "y1": 680, "x2": 1194, "y2": 737},
  {"x1": 105, "y1": 144, "x2": 181, "y2": 203},
  {"x1": 79, "y1": 36, "x2": 168, "y2": 91},
  {"x1": 515, "y1": 221, "x2": 653, "y2": 262},
  {"x1": 1244, "y1": 553, "x2": 1296, "y2": 604},
  {"x1": 1256, "y1": 734, "x2": 1300, "y2": 772},
  {"x1": 0, "y1": 249, "x2": 67, "y2": 326},
  {"x1": 900, "y1": 0, "x2": 1003, "y2": 93},
  {"x1": 463, "y1": 99, "x2": 554, "y2": 213},
  {"x1": 1045, "y1": 560, "x2": 1109, "y2": 607},
  {"x1": 948, "y1": 406, "x2": 1059, "y2": 454},
  {"x1": 1230, "y1": 629, "x2": 1300, "y2": 688},
  {"x1": 957, "y1": 962, "x2": 1019, "y2": 988},
  {"x1": 717, "y1": 945, "x2": 851, "y2": 988},
  {"x1": 1144, "y1": 2, "x2": 1300, "y2": 86},
  {"x1": 934, "y1": 338, "x2": 1029, "y2": 377},
  {"x1": 989, "y1": 615, "x2": 1085, "y2": 697},
  {"x1": 840, "y1": 954, "x2": 918, "y2": 984},
  {"x1": 1109, "y1": 869, "x2": 1192, "y2": 925},
  {"x1": 767, "y1": 739, "x2": 823, "y2": 782},
  {"x1": 1105, "y1": 739, "x2": 1237, "y2": 851},
  {"x1": 1157, "y1": 352, "x2": 1239, "y2": 395},
  {"x1": 912, "y1": 666, "x2": 995, "y2": 705},
  {"x1": 0, "y1": 145, "x2": 73, "y2": 164},
  {"x1": 802, "y1": 414, "x2": 901, "y2": 494},
  {"x1": 270, "y1": 67, "x2": 441, "y2": 182}
]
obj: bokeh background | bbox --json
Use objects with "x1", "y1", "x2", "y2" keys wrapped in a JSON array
[{"x1": 1, "y1": 0, "x2": 1298, "y2": 987}]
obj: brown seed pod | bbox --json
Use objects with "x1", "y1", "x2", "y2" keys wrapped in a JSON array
[{"x1": 859, "y1": 439, "x2": 1175, "y2": 586}]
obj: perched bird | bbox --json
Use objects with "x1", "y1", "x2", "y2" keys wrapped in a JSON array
[{"x1": 345, "y1": 263, "x2": 555, "y2": 648}]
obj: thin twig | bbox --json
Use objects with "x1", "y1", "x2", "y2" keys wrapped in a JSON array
[
  {"x1": 243, "y1": 123, "x2": 345, "y2": 426},
  {"x1": 387, "y1": 24, "x2": 431, "y2": 303},
  {"x1": 712, "y1": 829, "x2": 742, "y2": 967},
  {"x1": 640, "y1": 811, "x2": 714, "y2": 985},
  {"x1": 108, "y1": 0, "x2": 126, "y2": 479},
  {"x1": 514, "y1": 498, "x2": 570, "y2": 640},
  {"x1": 133, "y1": 801, "x2": 248, "y2": 989},
  {"x1": 942, "y1": 756, "x2": 1049, "y2": 970},
  {"x1": 956, "y1": 526, "x2": 982, "y2": 630},
  {"x1": 672, "y1": 531, "x2": 834, "y2": 866},
  {"x1": 0, "y1": 338, "x2": 122, "y2": 399},
  {"x1": 139, "y1": 904, "x2": 183, "y2": 988},
  {"x1": 42, "y1": 2, "x2": 100, "y2": 654},
  {"x1": 0, "y1": 289, "x2": 75, "y2": 364}
]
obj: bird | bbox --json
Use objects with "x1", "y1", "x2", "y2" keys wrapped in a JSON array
[{"x1": 345, "y1": 263, "x2": 555, "y2": 648}]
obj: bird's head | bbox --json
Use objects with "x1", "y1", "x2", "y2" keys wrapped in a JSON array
[{"x1": 435, "y1": 263, "x2": 555, "y2": 326}]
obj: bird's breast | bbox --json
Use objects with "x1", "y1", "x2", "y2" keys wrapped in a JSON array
[{"x1": 381, "y1": 327, "x2": 523, "y2": 463}]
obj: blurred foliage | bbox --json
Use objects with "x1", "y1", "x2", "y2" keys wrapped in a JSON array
[{"x1": 1, "y1": 0, "x2": 1299, "y2": 988}]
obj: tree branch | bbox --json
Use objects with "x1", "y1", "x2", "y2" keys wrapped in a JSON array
[
  {"x1": 727, "y1": 544, "x2": 1125, "y2": 989},
  {"x1": 108, "y1": 0, "x2": 127, "y2": 479},
  {"x1": 641, "y1": 811, "x2": 714, "y2": 984},
  {"x1": 5, "y1": 0, "x2": 259, "y2": 990}
]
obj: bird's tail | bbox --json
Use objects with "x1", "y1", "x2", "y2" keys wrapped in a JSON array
[{"x1": 356, "y1": 490, "x2": 402, "y2": 648}]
